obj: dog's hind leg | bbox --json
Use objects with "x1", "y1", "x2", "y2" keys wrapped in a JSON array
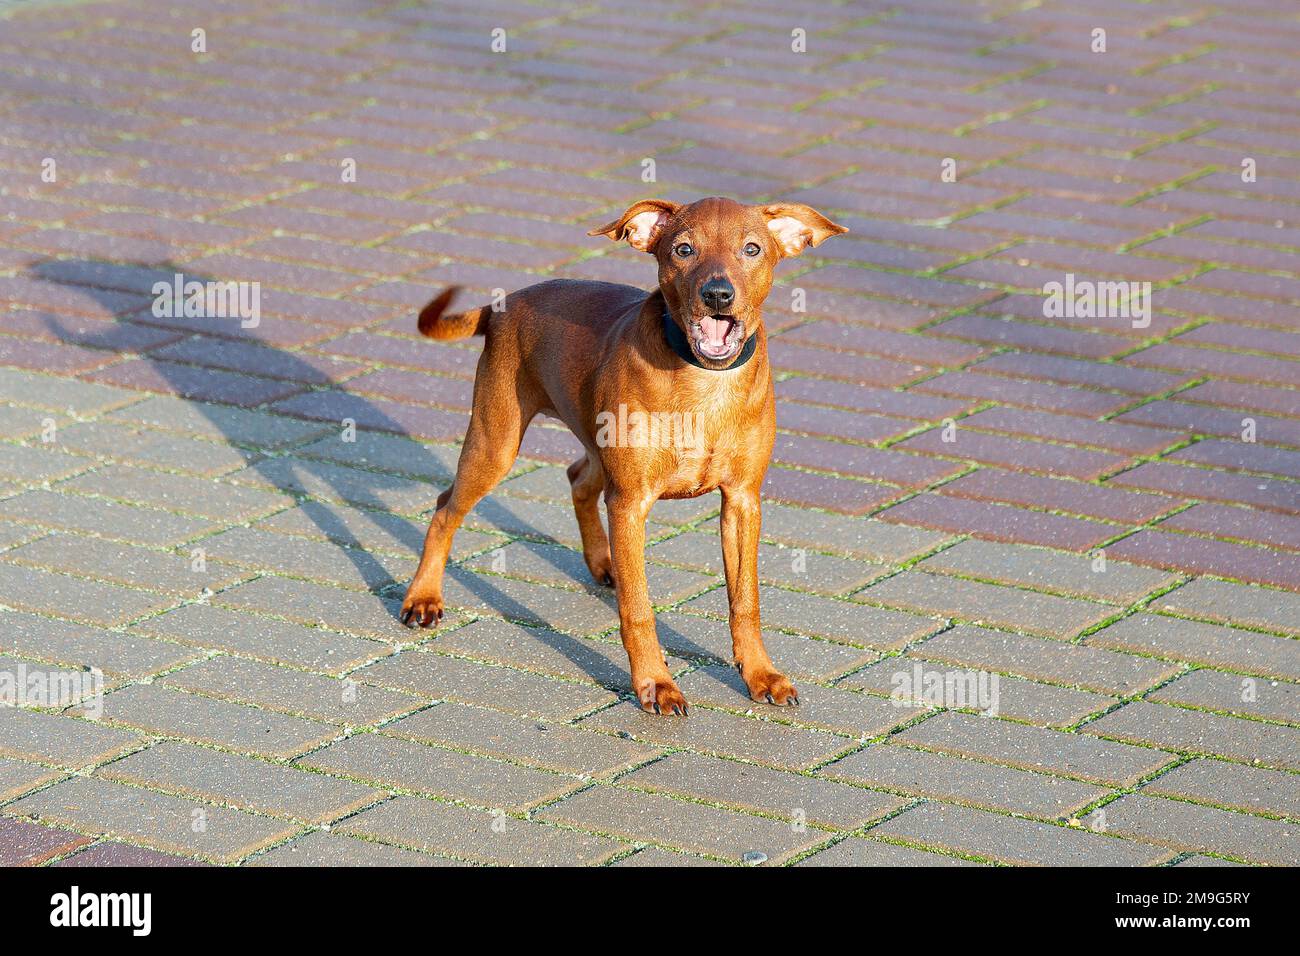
[
  {"x1": 401, "y1": 369, "x2": 536, "y2": 628},
  {"x1": 568, "y1": 453, "x2": 613, "y2": 586}
]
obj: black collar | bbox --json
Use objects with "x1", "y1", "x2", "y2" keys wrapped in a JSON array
[{"x1": 661, "y1": 305, "x2": 758, "y2": 371}]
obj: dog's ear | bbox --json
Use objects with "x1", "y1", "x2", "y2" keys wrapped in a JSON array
[
  {"x1": 762, "y1": 203, "x2": 848, "y2": 257},
  {"x1": 588, "y1": 199, "x2": 680, "y2": 253}
]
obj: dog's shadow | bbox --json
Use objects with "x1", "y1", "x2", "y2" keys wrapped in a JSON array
[{"x1": 25, "y1": 256, "x2": 640, "y2": 687}]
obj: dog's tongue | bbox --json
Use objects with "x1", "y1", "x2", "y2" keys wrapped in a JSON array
[{"x1": 701, "y1": 315, "x2": 730, "y2": 348}]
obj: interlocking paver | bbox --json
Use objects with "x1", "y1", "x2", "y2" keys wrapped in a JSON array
[
  {"x1": 1082, "y1": 701, "x2": 1300, "y2": 770},
  {"x1": 1085, "y1": 613, "x2": 1300, "y2": 681},
  {"x1": 3, "y1": 0, "x2": 1296, "y2": 868},
  {"x1": 855, "y1": 571, "x2": 1115, "y2": 640},
  {"x1": 0, "y1": 817, "x2": 92, "y2": 866},
  {"x1": 297, "y1": 732, "x2": 581, "y2": 812},
  {"x1": 336, "y1": 795, "x2": 624, "y2": 866},
  {"x1": 99, "y1": 741, "x2": 382, "y2": 823},
  {"x1": 6, "y1": 775, "x2": 296, "y2": 864},
  {"x1": 578, "y1": 702, "x2": 854, "y2": 772},
  {"x1": 383, "y1": 702, "x2": 659, "y2": 777},
  {"x1": 97, "y1": 683, "x2": 339, "y2": 759},
  {"x1": 1083, "y1": 795, "x2": 1298, "y2": 866},
  {"x1": 536, "y1": 784, "x2": 826, "y2": 864},
  {"x1": 1145, "y1": 758, "x2": 1300, "y2": 821},
  {"x1": 822, "y1": 744, "x2": 1108, "y2": 819},
  {"x1": 871, "y1": 802, "x2": 1173, "y2": 866},
  {"x1": 896, "y1": 711, "x2": 1176, "y2": 787},
  {"x1": 161, "y1": 656, "x2": 424, "y2": 725},
  {"x1": 912, "y1": 624, "x2": 1179, "y2": 696}
]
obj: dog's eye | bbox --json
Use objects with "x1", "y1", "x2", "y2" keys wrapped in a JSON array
[
  {"x1": 673, "y1": 242, "x2": 694, "y2": 258},
  {"x1": 743, "y1": 242, "x2": 761, "y2": 257}
]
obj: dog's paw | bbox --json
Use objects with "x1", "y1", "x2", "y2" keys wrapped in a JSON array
[
  {"x1": 400, "y1": 586, "x2": 444, "y2": 628},
  {"x1": 634, "y1": 674, "x2": 688, "y2": 716},
  {"x1": 586, "y1": 552, "x2": 615, "y2": 587},
  {"x1": 738, "y1": 665, "x2": 799, "y2": 706}
]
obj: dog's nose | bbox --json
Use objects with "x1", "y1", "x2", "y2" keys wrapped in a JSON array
[{"x1": 699, "y1": 278, "x2": 735, "y2": 312}]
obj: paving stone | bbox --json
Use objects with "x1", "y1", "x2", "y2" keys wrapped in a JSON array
[
  {"x1": 652, "y1": 611, "x2": 879, "y2": 682},
  {"x1": 0, "y1": 708, "x2": 143, "y2": 768},
  {"x1": 1144, "y1": 758, "x2": 1300, "y2": 819},
  {"x1": 1148, "y1": 669, "x2": 1298, "y2": 725},
  {"x1": 912, "y1": 625, "x2": 1179, "y2": 696},
  {"x1": 97, "y1": 683, "x2": 338, "y2": 759},
  {"x1": 700, "y1": 502, "x2": 953, "y2": 563},
  {"x1": 610, "y1": 846, "x2": 728, "y2": 867},
  {"x1": 896, "y1": 711, "x2": 1176, "y2": 787},
  {"x1": 836, "y1": 656, "x2": 1117, "y2": 728},
  {"x1": 821, "y1": 744, "x2": 1108, "y2": 819},
  {"x1": 249, "y1": 830, "x2": 466, "y2": 866},
  {"x1": 1083, "y1": 795, "x2": 1298, "y2": 866},
  {"x1": 679, "y1": 584, "x2": 940, "y2": 650},
  {"x1": 133, "y1": 603, "x2": 388, "y2": 674},
  {"x1": 1153, "y1": 578, "x2": 1300, "y2": 637},
  {"x1": 295, "y1": 432, "x2": 462, "y2": 482},
  {"x1": 623, "y1": 751, "x2": 904, "y2": 830},
  {"x1": 0, "y1": 489, "x2": 217, "y2": 547},
  {"x1": 440, "y1": 565, "x2": 621, "y2": 634},
  {"x1": 0, "y1": 816, "x2": 92, "y2": 866},
  {"x1": 1085, "y1": 613, "x2": 1300, "y2": 681},
  {"x1": 1083, "y1": 701, "x2": 1300, "y2": 770},
  {"x1": 355, "y1": 651, "x2": 616, "y2": 721},
  {"x1": 536, "y1": 784, "x2": 826, "y2": 864},
  {"x1": 1171, "y1": 854, "x2": 1250, "y2": 868},
  {"x1": 917, "y1": 538, "x2": 1178, "y2": 604},
  {"x1": 336, "y1": 794, "x2": 624, "y2": 866},
  {"x1": 465, "y1": 495, "x2": 587, "y2": 547},
  {"x1": 99, "y1": 741, "x2": 382, "y2": 823},
  {"x1": 0, "y1": 368, "x2": 137, "y2": 416},
  {"x1": 0, "y1": 560, "x2": 182, "y2": 626},
  {"x1": 54, "y1": 842, "x2": 209, "y2": 867},
  {"x1": 258, "y1": 501, "x2": 503, "y2": 559},
  {"x1": 469, "y1": 538, "x2": 716, "y2": 603},
  {"x1": 55, "y1": 420, "x2": 260, "y2": 476},
  {"x1": 1, "y1": 609, "x2": 201, "y2": 678},
  {"x1": 856, "y1": 571, "x2": 1115, "y2": 640},
  {"x1": 676, "y1": 665, "x2": 924, "y2": 736},
  {"x1": 383, "y1": 701, "x2": 659, "y2": 777},
  {"x1": 797, "y1": 836, "x2": 983, "y2": 867},
  {"x1": 0, "y1": 444, "x2": 93, "y2": 483},
  {"x1": 230, "y1": 456, "x2": 446, "y2": 516},
  {"x1": 108, "y1": 395, "x2": 330, "y2": 448},
  {"x1": 198, "y1": 526, "x2": 415, "y2": 591},
  {"x1": 647, "y1": 530, "x2": 883, "y2": 595},
  {"x1": 871, "y1": 801, "x2": 1172, "y2": 866},
  {"x1": 58, "y1": 464, "x2": 294, "y2": 521},
  {"x1": 212, "y1": 575, "x2": 422, "y2": 641},
  {"x1": 578, "y1": 701, "x2": 854, "y2": 771},
  {"x1": 161, "y1": 656, "x2": 423, "y2": 725},
  {"x1": 4, "y1": 532, "x2": 253, "y2": 597},
  {"x1": 6, "y1": 775, "x2": 297, "y2": 864},
  {"x1": 0, "y1": 755, "x2": 63, "y2": 801},
  {"x1": 429, "y1": 617, "x2": 676, "y2": 690}
]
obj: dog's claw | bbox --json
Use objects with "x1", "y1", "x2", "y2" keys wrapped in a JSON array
[
  {"x1": 637, "y1": 674, "x2": 688, "y2": 717},
  {"x1": 743, "y1": 668, "x2": 799, "y2": 707}
]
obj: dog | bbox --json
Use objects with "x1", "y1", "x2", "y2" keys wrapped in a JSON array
[{"x1": 401, "y1": 196, "x2": 847, "y2": 714}]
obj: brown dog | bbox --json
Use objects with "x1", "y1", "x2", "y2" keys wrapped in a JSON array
[{"x1": 401, "y1": 196, "x2": 846, "y2": 714}]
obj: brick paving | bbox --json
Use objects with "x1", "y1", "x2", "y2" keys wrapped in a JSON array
[{"x1": 0, "y1": 0, "x2": 1296, "y2": 866}]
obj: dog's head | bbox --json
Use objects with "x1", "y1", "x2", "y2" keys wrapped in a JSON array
[{"x1": 589, "y1": 196, "x2": 846, "y2": 369}]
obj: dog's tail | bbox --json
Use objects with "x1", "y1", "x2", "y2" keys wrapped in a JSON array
[{"x1": 417, "y1": 287, "x2": 489, "y2": 340}]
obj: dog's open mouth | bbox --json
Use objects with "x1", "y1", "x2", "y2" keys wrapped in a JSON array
[{"x1": 692, "y1": 314, "x2": 745, "y2": 361}]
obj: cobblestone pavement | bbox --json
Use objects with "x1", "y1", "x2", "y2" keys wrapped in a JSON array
[{"x1": 0, "y1": 0, "x2": 1297, "y2": 867}]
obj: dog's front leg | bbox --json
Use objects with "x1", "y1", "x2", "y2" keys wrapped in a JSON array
[
  {"x1": 607, "y1": 491, "x2": 687, "y2": 715},
  {"x1": 720, "y1": 485, "x2": 798, "y2": 705}
]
